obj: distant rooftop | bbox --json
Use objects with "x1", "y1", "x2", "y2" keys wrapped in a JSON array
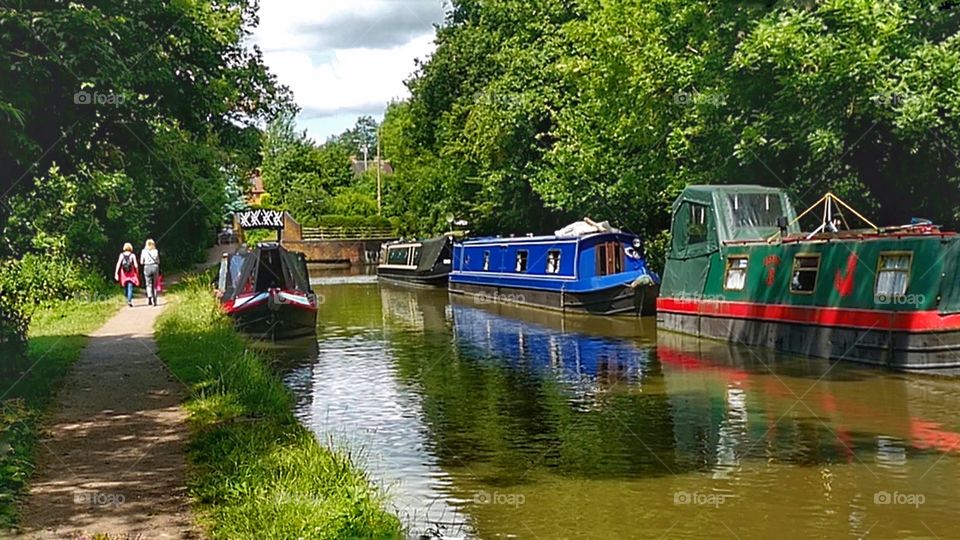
[{"x1": 349, "y1": 157, "x2": 393, "y2": 176}]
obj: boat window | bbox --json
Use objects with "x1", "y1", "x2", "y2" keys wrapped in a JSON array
[
  {"x1": 411, "y1": 247, "x2": 422, "y2": 266},
  {"x1": 724, "y1": 256, "x2": 749, "y2": 290},
  {"x1": 790, "y1": 254, "x2": 820, "y2": 294},
  {"x1": 387, "y1": 247, "x2": 410, "y2": 265},
  {"x1": 876, "y1": 252, "x2": 912, "y2": 298},
  {"x1": 688, "y1": 204, "x2": 708, "y2": 245},
  {"x1": 546, "y1": 250, "x2": 562, "y2": 274},
  {"x1": 483, "y1": 250, "x2": 490, "y2": 271},
  {"x1": 726, "y1": 193, "x2": 784, "y2": 230},
  {"x1": 217, "y1": 258, "x2": 229, "y2": 291},
  {"x1": 515, "y1": 250, "x2": 529, "y2": 272},
  {"x1": 597, "y1": 242, "x2": 624, "y2": 276},
  {"x1": 255, "y1": 250, "x2": 285, "y2": 290}
]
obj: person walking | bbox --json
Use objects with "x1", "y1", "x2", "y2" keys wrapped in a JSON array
[
  {"x1": 114, "y1": 243, "x2": 140, "y2": 307},
  {"x1": 141, "y1": 239, "x2": 161, "y2": 306}
]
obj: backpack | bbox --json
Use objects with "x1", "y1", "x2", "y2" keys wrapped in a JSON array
[{"x1": 121, "y1": 253, "x2": 134, "y2": 272}]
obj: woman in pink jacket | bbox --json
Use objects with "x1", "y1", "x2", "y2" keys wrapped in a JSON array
[{"x1": 114, "y1": 243, "x2": 140, "y2": 307}]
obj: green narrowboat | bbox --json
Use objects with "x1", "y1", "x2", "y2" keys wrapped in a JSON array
[{"x1": 657, "y1": 185, "x2": 960, "y2": 371}]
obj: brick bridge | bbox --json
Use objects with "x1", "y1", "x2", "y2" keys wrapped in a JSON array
[
  {"x1": 280, "y1": 214, "x2": 396, "y2": 266},
  {"x1": 237, "y1": 212, "x2": 397, "y2": 266}
]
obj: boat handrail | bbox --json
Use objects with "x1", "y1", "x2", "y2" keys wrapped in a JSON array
[{"x1": 766, "y1": 192, "x2": 879, "y2": 243}]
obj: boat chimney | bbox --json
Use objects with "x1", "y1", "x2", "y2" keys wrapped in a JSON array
[{"x1": 776, "y1": 216, "x2": 789, "y2": 241}]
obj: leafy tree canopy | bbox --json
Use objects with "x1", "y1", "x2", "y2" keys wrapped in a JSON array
[{"x1": 376, "y1": 0, "x2": 960, "y2": 262}]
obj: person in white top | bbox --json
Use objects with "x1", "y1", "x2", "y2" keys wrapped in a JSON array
[{"x1": 140, "y1": 239, "x2": 161, "y2": 306}]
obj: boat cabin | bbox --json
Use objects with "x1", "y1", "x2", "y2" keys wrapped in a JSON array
[
  {"x1": 217, "y1": 242, "x2": 312, "y2": 299},
  {"x1": 452, "y1": 232, "x2": 648, "y2": 290},
  {"x1": 658, "y1": 184, "x2": 960, "y2": 369},
  {"x1": 377, "y1": 236, "x2": 454, "y2": 287},
  {"x1": 450, "y1": 223, "x2": 659, "y2": 316}
]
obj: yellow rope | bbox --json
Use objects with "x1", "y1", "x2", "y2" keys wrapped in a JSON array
[
  {"x1": 764, "y1": 191, "x2": 878, "y2": 243},
  {"x1": 827, "y1": 192, "x2": 879, "y2": 231}
]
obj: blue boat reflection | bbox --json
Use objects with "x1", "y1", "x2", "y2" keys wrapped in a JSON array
[{"x1": 450, "y1": 299, "x2": 655, "y2": 386}]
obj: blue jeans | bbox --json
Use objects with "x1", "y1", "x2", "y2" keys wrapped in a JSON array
[{"x1": 125, "y1": 282, "x2": 134, "y2": 303}]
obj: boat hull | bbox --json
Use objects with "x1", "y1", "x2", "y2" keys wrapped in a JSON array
[
  {"x1": 657, "y1": 310, "x2": 960, "y2": 371},
  {"x1": 449, "y1": 282, "x2": 657, "y2": 316},
  {"x1": 225, "y1": 291, "x2": 318, "y2": 340},
  {"x1": 377, "y1": 267, "x2": 449, "y2": 288}
]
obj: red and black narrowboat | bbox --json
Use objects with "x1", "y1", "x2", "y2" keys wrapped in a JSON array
[
  {"x1": 657, "y1": 185, "x2": 960, "y2": 371},
  {"x1": 216, "y1": 243, "x2": 318, "y2": 339}
]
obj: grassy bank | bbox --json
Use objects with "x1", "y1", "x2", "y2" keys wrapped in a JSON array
[
  {"x1": 0, "y1": 294, "x2": 124, "y2": 528},
  {"x1": 154, "y1": 278, "x2": 403, "y2": 539}
]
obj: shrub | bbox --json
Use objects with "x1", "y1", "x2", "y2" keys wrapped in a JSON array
[
  {"x1": 302, "y1": 214, "x2": 395, "y2": 229},
  {"x1": 0, "y1": 293, "x2": 28, "y2": 358},
  {"x1": 644, "y1": 229, "x2": 671, "y2": 275},
  {"x1": 0, "y1": 253, "x2": 108, "y2": 308},
  {"x1": 321, "y1": 188, "x2": 379, "y2": 217}
]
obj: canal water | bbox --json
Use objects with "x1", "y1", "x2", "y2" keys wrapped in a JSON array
[{"x1": 282, "y1": 278, "x2": 960, "y2": 539}]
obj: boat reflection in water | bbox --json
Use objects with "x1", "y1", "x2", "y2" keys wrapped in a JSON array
[
  {"x1": 291, "y1": 279, "x2": 960, "y2": 540},
  {"x1": 656, "y1": 332, "x2": 960, "y2": 538},
  {"x1": 285, "y1": 282, "x2": 473, "y2": 540},
  {"x1": 379, "y1": 283, "x2": 450, "y2": 332},
  {"x1": 449, "y1": 295, "x2": 657, "y2": 390}
]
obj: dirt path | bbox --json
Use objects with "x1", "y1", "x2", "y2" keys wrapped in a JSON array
[{"x1": 18, "y1": 300, "x2": 199, "y2": 539}]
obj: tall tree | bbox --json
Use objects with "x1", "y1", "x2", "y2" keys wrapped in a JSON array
[{"x1": 0, "y1": 0, "x2": 291, "y2": 268}]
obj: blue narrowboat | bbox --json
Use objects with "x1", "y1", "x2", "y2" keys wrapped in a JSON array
[{"x1": 449, "y1": 220, "x2": 660, "y2": 316}]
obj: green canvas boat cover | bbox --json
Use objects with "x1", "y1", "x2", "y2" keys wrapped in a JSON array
[
  {"x1": 937, "y1": 238, "x2": 960, "y2": 315},
  {"x1": 671, "y1": 185, "x2": 800, "y2": 254}
]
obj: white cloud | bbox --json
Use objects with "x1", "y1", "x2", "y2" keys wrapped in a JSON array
[
  {"x1": 262, "y1": 33, "x2": 436, "y2": 118},
  {"x1": 252, "y1": 0, "x2": 445, "y2": 139}
]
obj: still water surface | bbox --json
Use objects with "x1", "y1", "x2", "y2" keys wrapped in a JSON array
[{"x1": 282, "y1": 278, "x2": 960, "y2": 539}]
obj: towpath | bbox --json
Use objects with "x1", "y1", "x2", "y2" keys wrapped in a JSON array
[
  {"x1": 17, "y1": 245, "x2": 232, "y2": 538},
  {"x1": 18, "y1": 300, "x2": 197, "y2": 539}
]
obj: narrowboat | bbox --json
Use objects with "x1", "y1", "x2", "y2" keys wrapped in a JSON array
[
  {"x1": 657, "y1": 184, "x2": 960, "y2": 370},
  {"x1": 376, "y1": 236, "x2": 454, "y2": 287},
  {"x1": 449, "y1": 220, "x2": 660, "y2": 316},
  {"x1": 216, "y1": 243, "x2": 318, "y2": 339}
]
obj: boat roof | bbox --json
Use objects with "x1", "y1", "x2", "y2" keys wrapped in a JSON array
[
  {"x1": 461, "y1": 230, "x2": 632, "y2": 245},
  {"x1": 383, "y1": 235, "x2": 451, "y2": 247},
  {"x1": 682, "y1": 184, "x2": 787, "y2": 195},
  {"x1": 725, "y1": 225, "x2": 956, "y2": 246}
]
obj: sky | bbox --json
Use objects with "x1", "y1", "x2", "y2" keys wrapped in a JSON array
[{"x1": 251, "y1": 0, "x2": 447, "y2": 144}]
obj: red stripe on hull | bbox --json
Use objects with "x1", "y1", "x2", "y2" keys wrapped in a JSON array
[{"x1": 657, "y1": 297, "x2": 960, "y2": 332}]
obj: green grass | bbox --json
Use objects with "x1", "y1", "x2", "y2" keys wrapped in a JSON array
[
  {"x1": 154, "y1": 277, "x2": 403, "y2": 540},
  {"x1": 0, "y1": 293, "x2": 125, "y2": 528}
]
